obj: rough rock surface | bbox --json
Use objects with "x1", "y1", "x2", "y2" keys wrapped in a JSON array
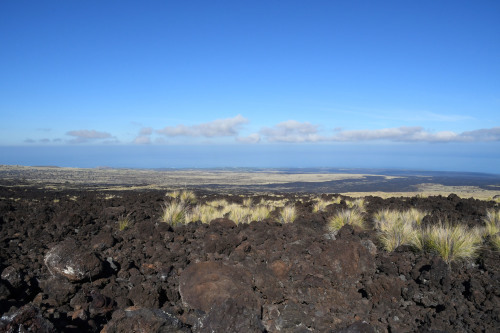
[{"x1": 0, "y1": 187, "x2": 499, "y2": 332}]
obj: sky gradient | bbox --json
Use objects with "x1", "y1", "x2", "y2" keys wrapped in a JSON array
[{"x1": 1, "y1": 1, "x2": 499, "y2": 173}]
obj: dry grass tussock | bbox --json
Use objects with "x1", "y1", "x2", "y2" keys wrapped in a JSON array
[
  {"x1": 346, "y1": 198, "x2": 366, "y2": 213},
  {"x1": 423, "y1": 223, "x2": 482, "y2": 264},
  {"x1": 328, "y1": 209, "x2": 365, "y2": 232},
  {"x1": 483, "y1": 209, "x2": 500, "y2": 250},
  {"x1": 373, "y1": 209, "x2": 427, "y2": 251},
  {"x1": 483, "y1": 209, "x2": 500, "y2": 236},
  {"x1": 312, "y1": 196, "x2": 341, "y2": 213},
  {"x1": 374, "y1": 208, "x2": 485, "y2": 263},
  {"x1": 162, "y1": 196, "x2": 273, "y2": 225},
  {"x1": 161, "y1": 201, "x2": 186, "y2": 226},
  {"x1": 118, "y1": 214, "x2": 131, "y2": 231},
  {"x1": 280, "y1": 205, "x2": 297, "y2": 224}
]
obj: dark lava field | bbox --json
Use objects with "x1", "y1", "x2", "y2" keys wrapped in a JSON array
[{"x1": 0, "y1": 186, "x2": 499, "y2": 332}]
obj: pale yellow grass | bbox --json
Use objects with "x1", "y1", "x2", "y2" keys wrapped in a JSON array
[{"x1": 328, "y1": 209, "x2": 365, "y2": 232}]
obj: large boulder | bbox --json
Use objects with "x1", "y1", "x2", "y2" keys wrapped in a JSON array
[
  {"x1": 44, "y1": 238, "x2": 104, "y2": 282},
  {"x1": 179, "y1": 261, "x2": 263, "y2": 332}
]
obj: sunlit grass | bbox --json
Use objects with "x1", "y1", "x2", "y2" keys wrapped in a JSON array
[
  {"x1": 280, "y1": 205, "x2": 297, "y2": 224},
  {"x1": 483, "y1": 209, "x2": 500, "y2": 236},
  {"x1": 228, "y1": 204, "x2": 251, "y2": 224},
  {"x1": 118, "y1": 214, "x2": 131, "y2": 231},
  {"x1": 179, "y1": 190, "x2": 197, "y2": 204},
  {"x1": 166, "y1": 190, "x2": 180, "y2": 199},
  {"x1": 373, "y1": 208, "x2": 427, "y2": 252},
  {"x1": 242, "y1": 197, "x2": 253, "y2": 207},
  {"x1": 312, "y1": 198, "x2": 330, "y2": 213},
  {"x1": 161, "y1": 201, "x2": 186, "y2": 226},
  {"x1": 328, "y1": 209, "x2": 365, "y2": 232},
  {"x1": 424, "y1": 223, "x2": 482, "y2": 264},
  {"x1": 492, "y1": 235, "x2": 500, "y2": 250},
  {"x1": 251, "y1": 205, "x2": 271, "y2": 222},
  {"x1": 207, "y1": 199, "x2": 229, "y2": 209},
  {"x1": 346, "y1": 198, "x2": 366, "y2": 213}
]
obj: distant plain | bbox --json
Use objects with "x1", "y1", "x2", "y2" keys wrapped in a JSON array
[{"x1": 1, "y1": 165, "x2": 499, "y2": 199}]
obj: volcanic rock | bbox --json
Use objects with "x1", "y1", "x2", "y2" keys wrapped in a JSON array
[{"x1": 44, "y1": 238, "x2": 104, "y2": 281}]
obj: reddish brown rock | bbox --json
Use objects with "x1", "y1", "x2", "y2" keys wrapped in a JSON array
[{"x1": 179, "y1": 261, "x2": 258, "y2": 312}]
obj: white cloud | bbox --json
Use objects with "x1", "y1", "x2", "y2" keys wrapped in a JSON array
[
  {"x1": 237, "y1": 133, "x2": 261, "y2": 143},
  {"x1": 331, "y1": 126, "x2": 500, "y2": 143},
  {"x1": 260, "y1": 120, "x2": 324, "y2": 142},
  {"x1": 139, "y1": 127, "x2": 153, "y2": 135},
  {"x1": 157, "y1": 115, "x2": 248, "y2": 138},
  {"x1": 459, "y1": 127, "x2": 500, "y2": 142},
  {"x1": 133, "y1": 136, "x2": 151, "y2": 144},
  {"x1": 66, "y1": 129, "x2": 113, "y2": 144},
  {"x1": 258, "y1": 121, "x2": 500, "y2": 144}
]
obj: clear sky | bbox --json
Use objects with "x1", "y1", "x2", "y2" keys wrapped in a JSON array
[{"x1": 1, "y1": 1, "x2": 499, "y2": 173}]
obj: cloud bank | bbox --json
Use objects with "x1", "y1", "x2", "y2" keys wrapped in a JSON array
[
  {"x1": 66, "y1": 129, "x2": 114, "y2": 144},
  {"x1": 157, "y1": 115, "x2": 249, "y2": 138},
  {"x1": 44, "y1": 117, "x2": 498, "y2": 146},
  {"x1": 260, "y1": 121, "x2": 500, "y2": 143}
]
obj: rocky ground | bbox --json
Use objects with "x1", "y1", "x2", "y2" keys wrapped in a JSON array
[{"x1": 0, "y1": 186, "x2": 499, "y2": 332}]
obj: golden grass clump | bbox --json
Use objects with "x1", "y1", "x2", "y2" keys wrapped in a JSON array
[
  {"x1": 328, "y1": 209, "x2": 365, "y2": 232},
  {"x1": 379, "y1": 218, "x2": 419, "y2": 252},
  {"x1": 118, "y1": 215, "x2": 131, "y2": 231},
  {"x1": 228, "y1": 204, "x2": 251, "y2": 224},
  {"x1": 280, "y1": 205, "x2": 297, "y2": 224},
  {"x1": 161, "y1": 201, "x2": 186, "y2": 226},
  {"x1": 179, "y1": 190, "x2": 197, "y2": 204},
  {"x1": 207, "y1": 199, "x2": 229, "y2": 209},
  {"x1": 242, "y1": 198, "x2": 253, "y2": 207},
  {"x1": 166, "y1": 190, "x2": 180, "y2": 199},
  {"x1": 405, "y1": 207, "x2": 427, "y2": 226},
  {"x1": 346, "y1": 198, "x2": 366, "y2": 212},
  {"x1": 373, "y1": 209, "x2": 426, "y2": 252},
  {"x1": 424, "y1": 223, "x2": 482, "y2": 264},
  {"x1": 312, "y1": 198, "x2": 330, "y2": 213},
  {"x1": 483, "y1": 209, "x2": 500, "y2": 236},
  {"x1": 492, "y1": 235, "x2": 500, "y2": 251},
  {"x1": 251, "y1": 205, "x2": 271, "y2": 222}
]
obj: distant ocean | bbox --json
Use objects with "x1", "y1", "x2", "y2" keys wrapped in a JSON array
[{"x1": 1, "y1": 143, "x2": 499, "y2": 174}]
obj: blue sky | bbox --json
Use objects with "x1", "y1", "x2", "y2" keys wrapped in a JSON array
[{"x1": 1, "y1": 1, "x2": 499, "y2": 172}]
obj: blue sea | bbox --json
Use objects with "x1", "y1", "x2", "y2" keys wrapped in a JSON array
[{"x1": 0, "y1": 143, "x2": 499, "y2": 174}]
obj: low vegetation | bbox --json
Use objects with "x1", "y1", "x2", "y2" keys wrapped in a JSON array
[
  {"x1": 373, "y1": 208, "x2": 488, "y2": 263},
  {"x1": 159, "y1": 192, "x2": 497, "y2": 262},
  {"x1": 161, "y1": 201, "x2": 186, "y2": 226},
  {"x1": 328, "y1": 209, "x2": 365, "y2": 232},
  {"x1": 280, "y1": 205, "x2": 297, "y2": 224},
  {"x1": 423, "y1": 223, "x2": 482, "y2": 264},
  {"x1": 118, "y1": 215, "x2": 131, "y2": 231}
]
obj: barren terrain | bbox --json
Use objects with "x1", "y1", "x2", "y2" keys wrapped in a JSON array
[{"x1": 1, "y1": 166, "x2": 499, "y2": 332}]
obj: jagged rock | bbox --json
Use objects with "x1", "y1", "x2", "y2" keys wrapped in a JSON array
[
  {"x1": 0, "y1": 304, "x2": 55, "y2": 333},
  {"x1": 1, "y1": 265, "x2": 24, "y2": 290},
  {"x1": 179, "y1": 261, "x2": 259, "y2": 312},
  {"x1": 179, "y1": 261, "x2": 262, "y2": 332},
  {"x1": 101, "y1": 307, "x2": 190, "y2": 333},
  {"x1": 44, "y1": 238, "x2": 104, "y2": 281},
  {"x1": 333, "y1": 320, "x2": 376, "y2": 333}
]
